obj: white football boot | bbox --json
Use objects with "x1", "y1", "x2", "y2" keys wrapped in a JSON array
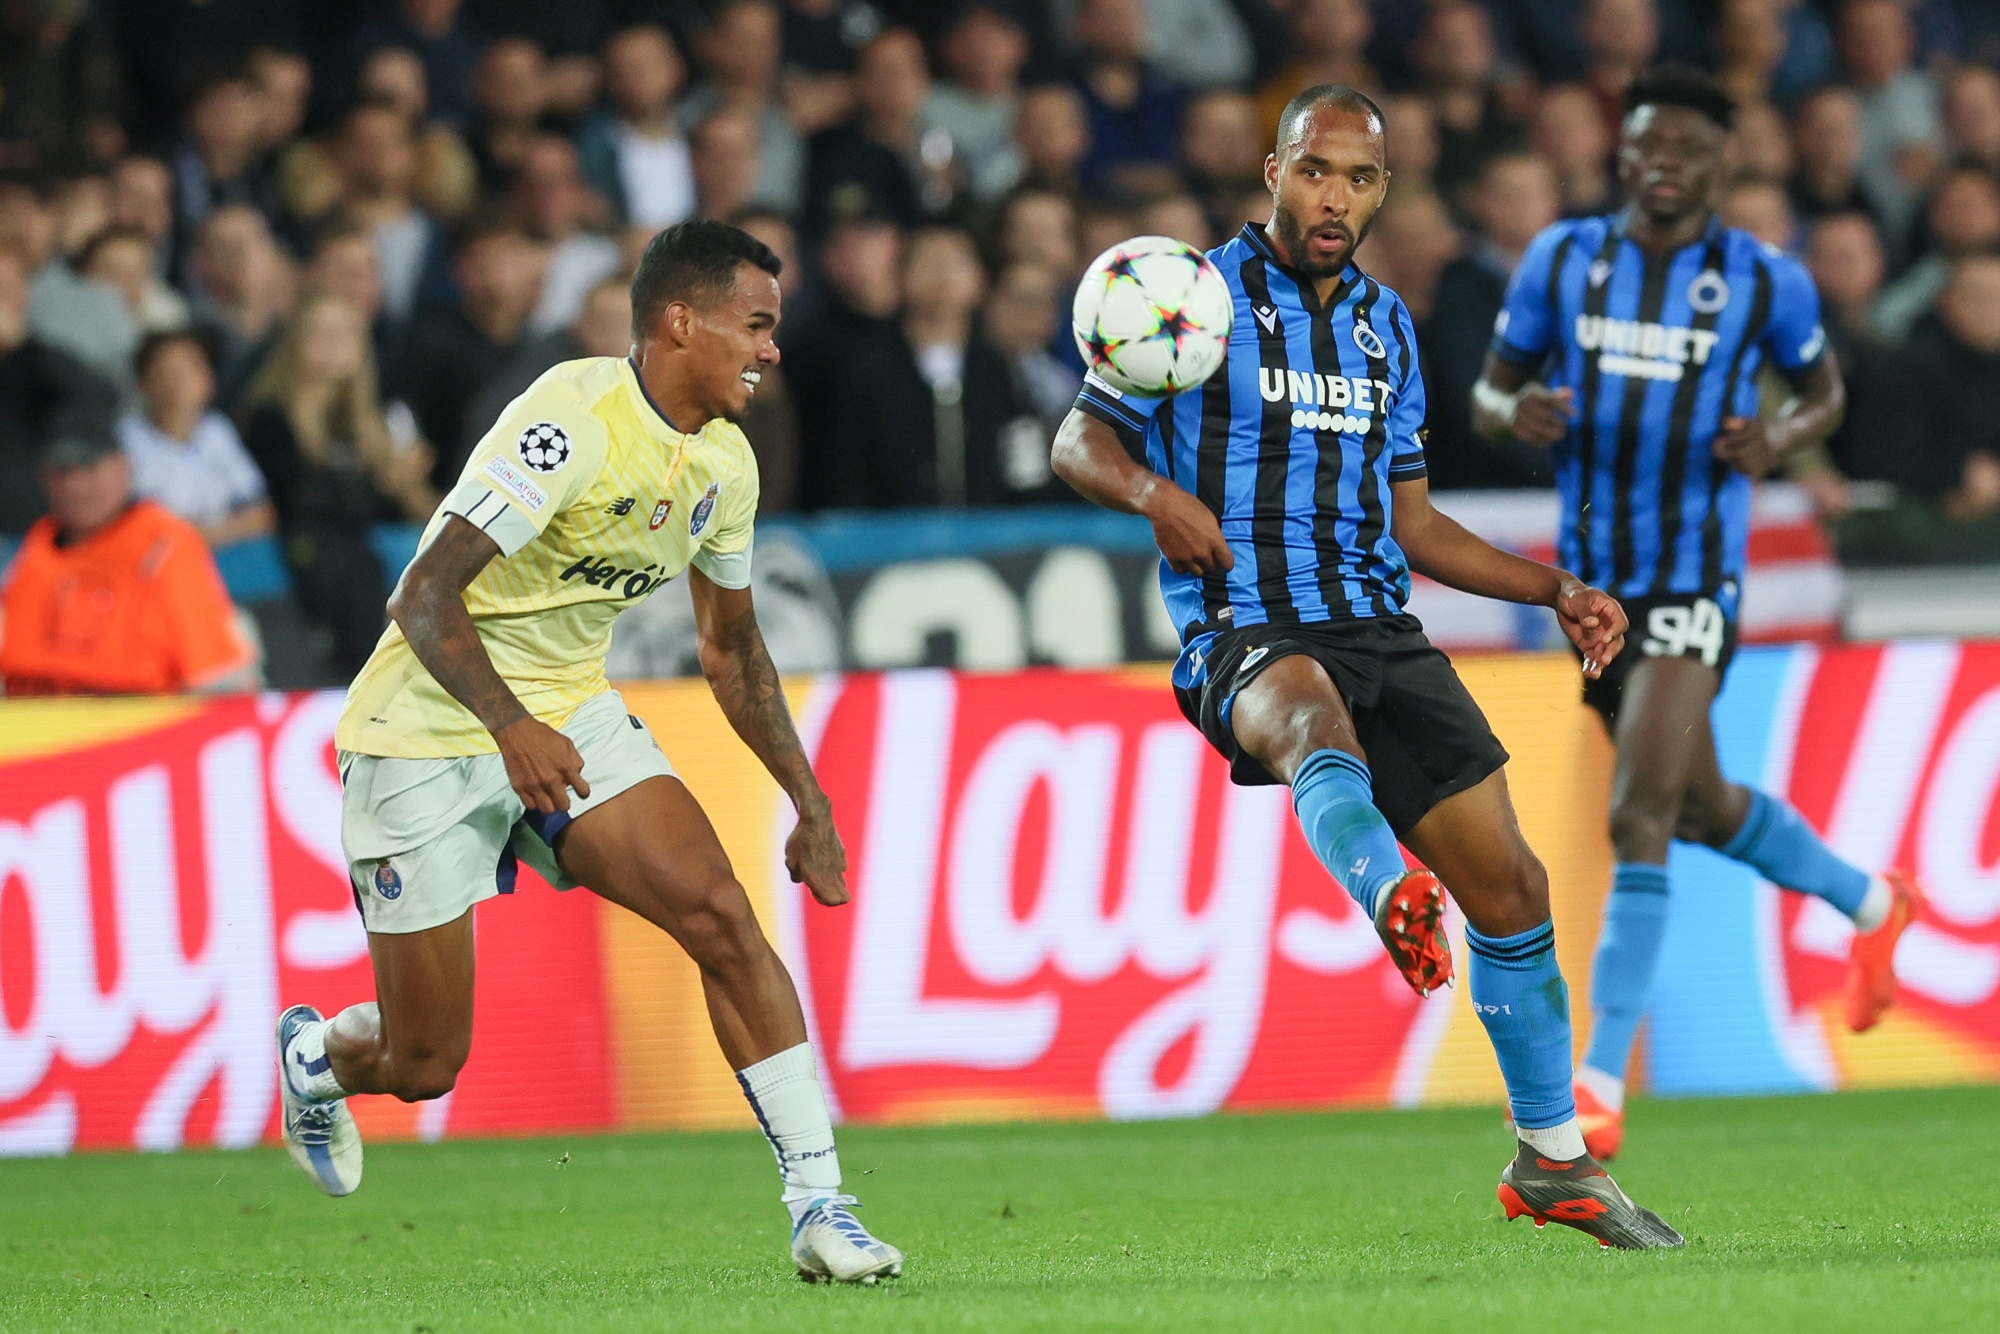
[
  {"x1": 276, "y1": 1004, "x2": 364, "y2": 1197},
  {"x1": 790, "y1": 1195, "x2": 904, "y2": 1284}
]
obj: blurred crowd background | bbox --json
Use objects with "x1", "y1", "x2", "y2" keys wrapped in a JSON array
[{"x1": 1, "y1": 0, "x2": 1998, "y2": 691}]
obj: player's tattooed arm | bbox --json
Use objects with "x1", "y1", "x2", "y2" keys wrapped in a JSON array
[
  {"x1": 1391, "y1": 477, "x2": 1628, "y2": 676},
  {"x1": 1051, "y1": 409, "x2": 1233, "y2": 576},
  {"x1": 689, "y1": 568, "x2": 848, "y2": 906},
  {"x1": 1713, "y1": 353, "x2": 1845, "y2": 479},
  {"x1": 388, "y1": 516, "x2": 589, "y2": 814}
]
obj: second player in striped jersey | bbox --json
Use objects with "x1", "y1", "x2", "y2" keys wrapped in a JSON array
[{"x1": 1472, "y1": 67, "x2": 1925, "y2": 1162}]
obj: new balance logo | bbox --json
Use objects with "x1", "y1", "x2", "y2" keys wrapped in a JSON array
[{"x1": 605, "y1": 496, "x2": 637, "y2": 516}]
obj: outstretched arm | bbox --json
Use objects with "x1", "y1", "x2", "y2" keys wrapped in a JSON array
[
  {"x1": 1051, "y1": 408, "x2": 1234, "y2": 576},
  {"x1": 688, "y1": 566, "x2": 847, "y2": 906},
  {"x1": 1391, "y1": 477, "x2": 1628, "y2": 676},
  {"x1": 388, "y1": 515, "x2": 588, "y2": 813}
]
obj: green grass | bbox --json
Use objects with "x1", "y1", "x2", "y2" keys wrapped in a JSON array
[{"x1": 3, "y1": 1087, "x2": 1997, "y2": 1333}]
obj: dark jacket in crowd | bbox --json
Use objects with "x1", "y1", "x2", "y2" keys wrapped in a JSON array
[
  {"x1": 1423, "y1": 248, "x2": 1555, "y2": 490},
  {"x1": 0, "y1": 338, "x2": 118, "y2": 537},
  {"x1": 406, "y1": 308, "x2": 523, "y2": 490}
]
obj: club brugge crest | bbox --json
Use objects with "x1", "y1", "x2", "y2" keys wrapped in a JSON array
[
  {"x1": 373, "y1": 861, "x2": 403, "y2": 900},
  {"x1": 688, "y1": 481, "x2": 720, "y2": 536},
  {"x1": 649, "y1": 498, "x2": 671, "y2": 530},
  {"x1": 1687, "y1": 270, "x2": 1730, "y2": 315},
  {"x1": 1351, "y1": 321, "x2": 1387, "y2": 359}
]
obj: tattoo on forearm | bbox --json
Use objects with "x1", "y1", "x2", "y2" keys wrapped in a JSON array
[
  {"x1": 707, "y1": 603, "x2": 821, "y2": 807},
  {"x1": 394, "y1": 518, "x2": 527, "y2": 735}
]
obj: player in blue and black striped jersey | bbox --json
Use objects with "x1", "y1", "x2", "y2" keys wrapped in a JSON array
[
  {"x1": 1473, "y1": 67, "x2": 1925, "y2": 1162},
  {"x1": 1056, "y1": 84, "x2": 1682, "y2": 1250}
]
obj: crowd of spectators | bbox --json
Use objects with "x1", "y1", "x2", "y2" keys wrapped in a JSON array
[{"x1": 1, "y1": 0, "x2": 1999, "y2": 688}]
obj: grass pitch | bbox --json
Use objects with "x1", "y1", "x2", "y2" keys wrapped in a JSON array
[{"x1": 2, "y1": 1086, "x2": 1996, "y2": 1333}]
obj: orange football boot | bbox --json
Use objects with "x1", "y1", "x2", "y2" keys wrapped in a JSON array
[
  {"x1": 1374, "y1": 869, "x2": 1454, "y2": 998},
  {"x1": 1846, "y1": 870, "x2": 1925, "y2": 1033},
  {"x1": 1498, "y1": 1143, "x2": 1683, "y2": 1250},
  {"x1": 1573, "y1": 1080, "x2": 1625, "y2": 1162}
]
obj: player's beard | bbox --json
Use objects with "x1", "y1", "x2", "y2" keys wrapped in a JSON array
[{"x1": 1271, "y1": 199, "x2": 1368, "y2": 280}]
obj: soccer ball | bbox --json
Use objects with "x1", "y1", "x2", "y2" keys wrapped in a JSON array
[{"x1": 1072, "y1": 236, "x2": 1233, "y2": 396}]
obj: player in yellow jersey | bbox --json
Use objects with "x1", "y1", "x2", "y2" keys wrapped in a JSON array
[{"x1": 273, "y1": 222, "x2": 904, "y2": 1284}]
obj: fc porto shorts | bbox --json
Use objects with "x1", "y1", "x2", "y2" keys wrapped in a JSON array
[
  {"x1": 1173, "y1": 614, "x2": 1510, "y2": 837},
  {"x1": 337, "y1": 690, "x2": 677, "y2": 934},
  {"x1": 1580, "y1": 590, "x2": 1742, "y2": 728}
]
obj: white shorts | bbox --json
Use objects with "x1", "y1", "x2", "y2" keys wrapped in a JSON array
[{"x1": 339, "y1": 690, "x2": 677, "y2": 934}]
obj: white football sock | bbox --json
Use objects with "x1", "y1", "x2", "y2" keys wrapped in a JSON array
[
  {"x1": 1517, "y1": 1117, "x2": 1588, "y2": 1161},
  {"x1": 284, "y1": 1013, "x2": 353, "y2": 1103},
  {"x1": 736, "y1": 1042, "x2": 841, "y2": 1221},
  {"x1": 1852, "y1": 876, "x2": 1893, "y2": 933},
  {"x1": 1576, "y1": 1063, "x2": 1626, "y2": 1113}
]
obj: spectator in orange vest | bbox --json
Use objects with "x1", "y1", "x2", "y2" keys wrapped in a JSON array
[{"x1": 0, "y1": 430, "x2": 260, "y2": 696}]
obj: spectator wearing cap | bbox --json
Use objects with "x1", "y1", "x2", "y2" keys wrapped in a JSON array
[
  {"x1": 578, "y1": 25, "x2": 698, "y2": 230},
  {"x1": 928, "y1": 3, "x2": 1033, "y2": 205},
  {"x1": 1837, "y1": 0, "x2": 1945, "y2": 235},
  {"x1": 1426, "y1": 152, "x2": 1561, "y2": 489},
  {"x1": 0, "y1": 428, "x2": 259, "y2": 697},
  {"x1": 405, "y1": 223, "x2": 546, "y2": 487},
  {"x1": 119, "y1": 329, "x2": 274, "y2": 548},
  {"x1": 1068, "y1": 0, "x2": 1183, "y2": 200},
  {"x1": 803, "y1": 28, "x2": 937, "y2": 241},
  {"x1": 682, "y1": 0, "x2": 807, "y2": 219},
  {"x1": 779, "y1": 0, "x2": 875, "y2": 137},
  {"x1": 1255, "y1": 0, "x2": 1377, "y2": 144},
  {"x1": 514, "y1": 134, "x2": 620, "y2": 334},
  {"x1": 0, "y1": 243, "x2": 118, "y2": 538},
  {"x1": 169, "y1": 70, "x2": 284, "y2": 282},
  {"x1": 1874, "y1": 167, "x2": 2000, "y2": 341},
  {"x1": 345, "y1": 0, "x2": 487, "y2": 131}
]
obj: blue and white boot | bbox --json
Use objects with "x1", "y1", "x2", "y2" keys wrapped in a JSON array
[
  {"x1": 276, "y1": 1004, "x2": 363, "y2": 1197},
  {"x1": 790, "y1": 1194, "x2": 903, "y2": 1284}
]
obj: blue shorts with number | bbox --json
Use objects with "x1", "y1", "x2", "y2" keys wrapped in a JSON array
[{"x1": 1580, "y1": 589, "x2": 1741, "y2": 727}]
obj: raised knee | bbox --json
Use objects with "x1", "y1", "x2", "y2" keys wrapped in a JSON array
[{"x1": 387, "y1": 1055, "x2": 460, "y2": 1103}]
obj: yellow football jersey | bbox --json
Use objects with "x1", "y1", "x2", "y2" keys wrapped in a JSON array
[{"x1": 336, "y1": 356, "x2": 759, "y2": 758}]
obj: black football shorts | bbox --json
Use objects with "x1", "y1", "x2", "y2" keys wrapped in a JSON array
[
  {"x1": 1580, "y1": 591, "x2": 1742, "y2": 727},
  {"x1": 1173, "y1": 615, "x2": 1510, "y2": 837}
]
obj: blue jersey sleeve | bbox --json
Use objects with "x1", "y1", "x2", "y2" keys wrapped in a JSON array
[
  {"x1": 1761, "y1": 251, "x2": 1829, "y2": 373},
  {"x1": 1491, "y1": 222, "x2": 1577, "y2": 367},
  {"x1": 1074, "y1": 370, "x2": 1166, "y2": 454},
  {"x1": 1387, "y1": 301, "x2": 1428, "y2": 482}
]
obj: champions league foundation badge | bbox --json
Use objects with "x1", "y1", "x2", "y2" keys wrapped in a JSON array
[
  {"x1": 688, "y1": 482, "x2": 720, "y2": 536},
  {"x1": 373, "y1": 861, "x2": 403, "y2": 900}
]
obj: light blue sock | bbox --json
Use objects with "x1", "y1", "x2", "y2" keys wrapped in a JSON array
[
  {"x1": 1291, "y1": 749, "x2": 1405, "y2": 917},
  {"x1": 1465, "y1": 919, "x2": 1576, "y2": 1129},
  {"x1": 1581, "y1": 863, "x2": 1671, "y2": 1079},
  {"x1": 1720, "y1": 789, "x2": 1869, "y2": 917}
]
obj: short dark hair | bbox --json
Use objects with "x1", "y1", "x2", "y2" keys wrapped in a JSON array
[
  {"x1": 1275, "y1": 84, "x2": 1385, "y2": 156},
  {"x1": 134, "y1": 326, "x2": 218, "y2": 379},
  {"x1": 1624, "y1": 65, "x2": 1737, "y2": 132},
  {"x1": 629, "y1": 220, "x2": 782, "y2": 339}
]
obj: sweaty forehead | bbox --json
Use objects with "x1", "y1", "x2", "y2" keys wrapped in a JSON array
[
  {"x1": 1624, "y1": 103, "x2": 1726, "y2": 146},
  {"x1": 1283, "y1": 104, "x2": 1386, "y2": 164}
]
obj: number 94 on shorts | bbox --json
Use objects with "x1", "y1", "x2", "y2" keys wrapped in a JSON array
[{"x1": 1580, "y1": 592, "x2": 1741, "y2": 726}]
